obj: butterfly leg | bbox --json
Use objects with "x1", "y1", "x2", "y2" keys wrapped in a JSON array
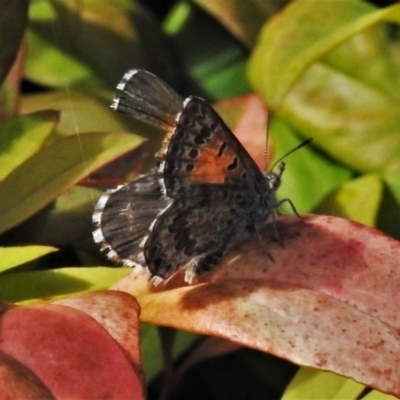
[
  {"x1": 268, "y1": 211, "x2": 284, "y2": 248},
  {"x1": 255, "y1": 227, "x2": 275, "y2": 261},
  {"x1": 266, "y1": 197, "x2": 299, "y2": 249},
  {"x1": 265, "y1": 196, "x2": 301, "y2": 252},
  {"x1": 273, "y1": 197, "x2": 300, "y2": 218}
]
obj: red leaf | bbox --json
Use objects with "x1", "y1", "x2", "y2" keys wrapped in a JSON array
[
  {"x1": 0, "y1": 351, "x2": 54, "y2": 399},
  {"x1": 56, "y1": 290, "x2": 142, "y2": 375},
  {"x1": 113, "y1": 214, "x2": 400, "y2": 397},
  {"x1": 0, "y1": 292, "x2": 144, "y2": 399}
]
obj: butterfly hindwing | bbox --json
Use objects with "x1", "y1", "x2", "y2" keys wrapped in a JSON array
[
  {"x1": 144, "y1": 183, "x2": 258, "y2": 282},
  {"x1": 93, "y1": 173, "x2": 171, "y2": 267}
]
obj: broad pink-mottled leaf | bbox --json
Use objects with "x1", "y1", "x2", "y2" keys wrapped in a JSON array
[
  {"x1": 0, "y1": 292, "x2": 144, "y2": 399},
  {"x1": 112, "y1": 215, "x2": 400, "y2": 397},
  {"x1": 0, "y1": 351, "x2": 54, "y2": 399},
  {"x1": 56, "y1": 291, "x2": 142, "y2": 372}
]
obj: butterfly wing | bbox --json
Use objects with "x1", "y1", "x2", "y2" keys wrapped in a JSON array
[
  {"x1": 159, "y1": 96, "x2": 267, "y2": 196},
  {"x1": 93, "y1": 173, "x2": 171, "y2": 267},
  {"x1": 111, "y1": 69, "x2": 183, "y2": 131},
  {"x1": 96, "y1": 70, "x2": 280, "y2": 283},
  {"x1": 143, "y1": 183, "x2": 262, "y2": 283}
]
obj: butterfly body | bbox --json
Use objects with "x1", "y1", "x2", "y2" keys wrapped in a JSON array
[{"x1": 93, "y1": 70, "x2": 287, "y2": 284}]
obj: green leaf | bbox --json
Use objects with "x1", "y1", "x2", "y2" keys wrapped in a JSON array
[
  {"x1": 0, "y1": 267, "x2": 131, "y2": 303},
  {"x1": 25, "y1": 0, "x2": 176, "y2": 90},
  {"x1": 20, "y1": 90, "x2": 162, "y2": 140},
  {"x1": 140, "y1": 323, "x2": 164, "y2": 381},
  {"x1": 276, "y1": 61, "x2": 400, "y2": 175},
  {"x1": 282, "y1": 367, "x2": 365, "y2": 400},
  {"x1": 0, "y1": 245, "x2": 57, "y2": 274},
  {"x1": 316, "y1": 174, "x2": 383, "y2": 227},
  {"x1": 5, "y1": 186, "x2": 101, "y2": 247},
  {"x1": 248, "y1": 1, "x2": 400, "y2": 108},
  {"x1": 0, "y1": 0, "x2": 29, "y2": 85},
  {"x1": 269, "y1": 117, "x2": 352, "y2": 213},
  {"x1": 248, "y1": 0, "x2": 400, "y2": 221},
  {"x1": 363, "y1": 390, "x2": 399, "y2": 400},
  {"x1": 0, "y1": 132, "x2": 143, "y2": 234},
  {"x1": 0, "y1": 111, "x2": 59, "y2": 181}
]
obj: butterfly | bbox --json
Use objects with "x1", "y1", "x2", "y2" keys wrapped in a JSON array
[{"x1": 93, "y1": 69, "x2": 305, "y2": 284}]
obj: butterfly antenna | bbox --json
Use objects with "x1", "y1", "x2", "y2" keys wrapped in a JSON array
[{"x1": 271, "y1": 138, "x2": 313, "y2": 170}]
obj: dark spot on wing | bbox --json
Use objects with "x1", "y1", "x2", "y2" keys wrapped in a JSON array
[
  {"x1": 186, "y1": 163, "x2": 194, "y2": 172},
  {"x1": 200, "y1": 127, "x2": 211, "y2": 138},
  {"x1": 194, "y1": 135, "x2": 205, "y2": 145},
  {"x1": 217, "y1": 142, "x2": 227, "y2": 157},
  {"x1": 227, "y1": 157, "x2": 238, "y2": 171},
  {"x1": 189, "y1": 148, "x2": 199, "y2": 158}
]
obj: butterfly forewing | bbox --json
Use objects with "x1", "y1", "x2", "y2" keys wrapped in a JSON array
[
  {"x1": 159, "y1": 97, "x2": 267, "y2": 196},
  {"x1": 112, "y1": 69, "x2": 183, "y2": 131}
]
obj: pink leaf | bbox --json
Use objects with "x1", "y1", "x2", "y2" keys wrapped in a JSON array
[
  {"x1": 0, "y1": 351, "x2": 54, "y2": 399},
  {"x1": 56, "y1": 290, "x2": 142, "y2": 374},
  {"x1": 0, "y1": 291, "x2": 144, "y2": 399},
  {"x1": 113, "y1": 214, "x2": 400, "y2": 397}
]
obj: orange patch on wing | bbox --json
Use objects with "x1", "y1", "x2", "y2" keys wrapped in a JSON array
[{"x1": 186, "y1": 139, "x2": 244, "y2": 184}]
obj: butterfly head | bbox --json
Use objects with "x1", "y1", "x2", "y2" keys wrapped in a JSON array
[{"x1": 264, "y1": 161, "x2": 285, "y2": 193}]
